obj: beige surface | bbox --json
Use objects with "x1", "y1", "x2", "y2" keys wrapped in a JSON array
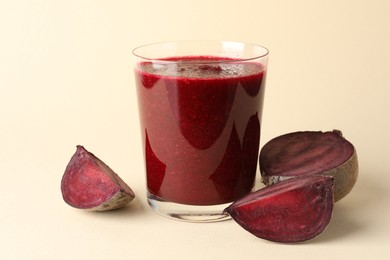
[{"x1": 1, "y1": 0, "x2": 390, "y2": 259}]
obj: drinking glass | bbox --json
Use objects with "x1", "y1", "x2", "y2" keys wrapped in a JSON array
[{"x1": 133, "y1": 41, "x2": 268, "y2": 222}]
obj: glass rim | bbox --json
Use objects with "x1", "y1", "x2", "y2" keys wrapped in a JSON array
[{"x1": 132, "y1": 40, "x2": 269, "y2": 63}]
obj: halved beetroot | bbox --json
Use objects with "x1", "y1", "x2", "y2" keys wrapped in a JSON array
[
  {"x1": 61, "y1": 146, "x2": 135, "y2": 211},
  {"x1": 225, "y1": 176, "x2": 334, "y2": 243},
  {"x1": 259, "y1": 130, "x2": 358, "y2": 202}
]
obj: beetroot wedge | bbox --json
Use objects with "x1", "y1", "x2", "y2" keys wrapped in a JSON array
[
  {"x1": 61, "y1": 145, "x2": 135, "y2": 211},
  {"x1": 260, "y1": 130, "x2": 358, "y2": 202},
  {"x1": 225, "y1": 176, "x2": 334, "y2": 243}
]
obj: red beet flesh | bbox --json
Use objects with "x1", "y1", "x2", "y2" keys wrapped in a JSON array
[
  {"x1": 225, "y1": 176, "x2": 334, "y2": 243},
  {"x1": 260, "y1": 130, "x2": 358, "y2": 201},
  {"x1": 61, "y1": 146, "x2": 135, "y2": 211}
]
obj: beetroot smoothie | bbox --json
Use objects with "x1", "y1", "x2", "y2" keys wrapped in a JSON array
[{"x1": 135, "y1": 56, "x2": 266, "y2": 206}]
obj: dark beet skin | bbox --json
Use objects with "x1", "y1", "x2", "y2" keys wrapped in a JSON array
[
  {"x1": 225, "y1": 176, "x2": 334, "y2": 243},
  {"x1": 61, "y1": 146, "x2": 135, "y2": 210}
]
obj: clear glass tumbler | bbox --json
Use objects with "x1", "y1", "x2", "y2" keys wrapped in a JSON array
[{"x1": 133, "y1": 41, "x2": 268, "y2": 222}]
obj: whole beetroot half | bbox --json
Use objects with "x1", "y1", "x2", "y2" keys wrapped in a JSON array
[
  {"x1": 225, "y1": 175, "x2": 334, "y2": 243},
  {"x1": 260, "y1": 130, "x2": 358, "y2": 202},
  {"x1": 61, "y1": 146, "x2": 135, "y2": 211}
]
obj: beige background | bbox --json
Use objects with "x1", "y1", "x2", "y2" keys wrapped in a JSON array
[{"x1": 1, "y1": 0, "x2": 390, "y2": 259}]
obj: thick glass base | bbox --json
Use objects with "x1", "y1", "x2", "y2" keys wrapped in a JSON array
[{"x1": 147, "y1": 192, "x2": 232, "y2": 223}]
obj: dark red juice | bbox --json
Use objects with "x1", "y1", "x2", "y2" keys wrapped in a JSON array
[{"x1": 135, "y1": 56, "x2": 266, "y2": 205}]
